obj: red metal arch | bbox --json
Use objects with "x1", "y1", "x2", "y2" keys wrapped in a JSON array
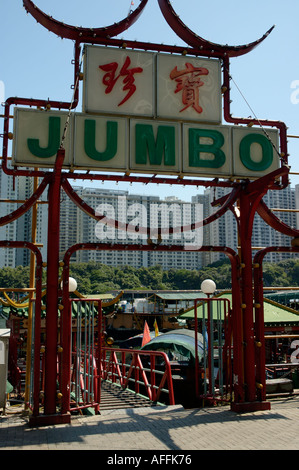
[
  {"x1": 221, "y1": 55, "x2": 289, "y2": 188},
  {"x1": 61, "y1": 178, "x2": 241, "y2": 237},
  {"x1": 61, "y1": 242, "x2": 242, "y2": 400},
  {"x1": 0, "y1": 175, "x2": 50, "y2": 226},
  {"x1": 23, "y1": 0, "x2": 274, "y2": 60},
  {"x1": 253, "y1": 246, "x2": 299, "y2": 402},
  {"x1": 157, "y1": 0, "x2": 274, "y2": 58},
  {"x1": 254, "y1": 245, "x2": 299, "y2": 267},
  {"x1": 257, "y1": 199, "x2": 299, "y2": 238},
  {"x1": 23, "y1": 0, "x2": 148, "y2": 41}
]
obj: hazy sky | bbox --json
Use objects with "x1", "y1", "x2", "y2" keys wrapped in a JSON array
[{"x1": 1, "y1": 1, "x2": 299, "y2": 200}]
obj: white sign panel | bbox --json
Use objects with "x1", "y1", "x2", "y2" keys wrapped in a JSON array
[
  {"x1": 129, "y1": 119, "x2": 181, "y2": 174},
  {"x1": 232, "y1": 127, "x2": 279, "y2": 177},
  {"x1": 74, "y1": 114, "x2": 128, "y2": 170},
  {"x1": 12, "y1": 108, "x2": 72, "y2": 168},
  {"x1": 83, "y1": 46, "x2": 155, "y2": 117},
  {"x1": 182, "y1": 123, "x2": 232, "y2": 176},
  {"x1": 156, "y1": 53, "x2": 221, "y2": 123}
]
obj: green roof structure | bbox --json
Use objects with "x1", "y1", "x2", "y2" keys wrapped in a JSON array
[
  {"x1": 179, "y1": 293, "x2": 299, "y2": 327},
  {"x1": 152, "y1": 292, "x2": 207, "y2": 301}
]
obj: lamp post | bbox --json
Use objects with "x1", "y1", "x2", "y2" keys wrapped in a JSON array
[
  {"x1": 61, "y1": 277, "x2": 78, "y2": 293},
  {"x1": 68, "y1": 277, "x2": 78, "y2": 293},
  {"x1": 201, "y1": 279, "x2": 216, "y2": 296},
  {"x1": 201, "y1": 279, "x2": 216, "y2": 397}
]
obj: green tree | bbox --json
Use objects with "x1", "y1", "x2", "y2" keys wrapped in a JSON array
[
  {"x1": 2, "y1": 257, "x2": 299, "y2": 294},
  {"x1": 138, "y1": 265, "x2": 168, "y2": 290},
  {"x1": 263, "y1": 263, "x2": 290, "y2": 287},
  {"x1": 114, "y1": 265, "x2": 142, "y2": 290}
]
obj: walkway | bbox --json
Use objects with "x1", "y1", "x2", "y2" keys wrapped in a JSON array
[{"x1": 1, "y1": 396, "x2": 299, "y2": 451}]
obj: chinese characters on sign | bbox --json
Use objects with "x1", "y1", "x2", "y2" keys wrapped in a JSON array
[
  {"x1": 83, "y1": 46, "x2": 221, "y2": 122},
  {"x1": 98, "y1": 54, "x2": 210, "y2": 115},
  {"x1": 99, "y1": 56, "x2": 143, "y2": 106},
  {"x1": 84, "y1": 46, "x2": 154, "y2": 116},
  {"x1": 169, "y1": 63, "x2": 209, "y2": 114}
]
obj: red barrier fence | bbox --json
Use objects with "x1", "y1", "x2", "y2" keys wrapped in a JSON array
[{"x1": 100, "y1": 347, "x2": 175, "y2": 405}]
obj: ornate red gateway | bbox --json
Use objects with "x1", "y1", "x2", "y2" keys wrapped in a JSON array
[{"x1": 3, "y1": 0, "x2": 298, "y2": 425}]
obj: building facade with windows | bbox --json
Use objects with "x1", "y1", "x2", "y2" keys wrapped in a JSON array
[
  {"x1": 199, "y1": 185, "x2": 298, "y2": 265},
  {"x1": 0, "y1": 168, "x2": 298, "y2": 270}
]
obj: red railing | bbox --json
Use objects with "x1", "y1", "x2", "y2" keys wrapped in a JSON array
[
  {"x1": 69, "y1": 350, "x2": 100, "y2": 414},
  {"x1": 101, "y1": 347, "x2": 175, "y2": 405}
]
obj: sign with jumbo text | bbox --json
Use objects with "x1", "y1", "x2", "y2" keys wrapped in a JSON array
[{"x1": 12, "y1": 107, "x2": 279, "y2": 178}]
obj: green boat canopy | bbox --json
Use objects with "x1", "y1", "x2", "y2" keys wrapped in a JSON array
[{"x1": 141, "y1": 329, "x2": 205, "y2": 364}]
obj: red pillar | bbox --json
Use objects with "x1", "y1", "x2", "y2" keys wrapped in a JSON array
[
  {"x1": 231, "y1": 184, "x2": 271, "y2": 412},
  {"x1": 254, "y1": 261, "x2": 267, "y2": 401},
  {"x1": 44, "y1": 149, "x2": 68, "y2": 420},
  {"x1": 229, "y1": 256, "x2": 244, "y2": 404},
  {"x1": 238, "y1": 192, "x2": 256, "y2": 403}
]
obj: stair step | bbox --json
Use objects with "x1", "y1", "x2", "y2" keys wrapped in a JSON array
[
  {"x1": 10, "y1": 358, "x2": 156, "y2": 411},
  {"x1": 99, "y1": 381, "x2": 154, "y2": 410}
]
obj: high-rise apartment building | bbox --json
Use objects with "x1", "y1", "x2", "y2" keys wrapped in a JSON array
[
  {"x1": 0, "y1": 171, "x2": 48, "y2": 268},
  {"x1": 295, "y1": 185, "x2": 299, "y2": 231},
  {"x1": 16, "y1": 176, "x2": 48, "y2": 267},
  {"x1": 0, "y1": 169, "x2": 298, "y2": 270},
  {"x1": 0, "y1": 172, "x2": 17, "y2": 267},
  {"x1": 199, "y1": 185, "x2": 298, "y2": 265},
  {"x1": 71, "y1": 188, "x2": 202, "y2": 270}
]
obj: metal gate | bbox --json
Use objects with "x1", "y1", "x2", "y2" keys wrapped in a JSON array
[
  {"x1": 68, "y1": 299, "x2": 175, "y2": 411},
  {"x1": 194, "y1": 297, "x2": 233, "y2": 403},
  {"x1": 69, "y1": 299, "x2": 101, "y2": 414}
]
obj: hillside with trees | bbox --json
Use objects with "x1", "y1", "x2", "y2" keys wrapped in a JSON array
[{"x1": 0, "y1": 258, "x2": 298, "y2": 294}]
